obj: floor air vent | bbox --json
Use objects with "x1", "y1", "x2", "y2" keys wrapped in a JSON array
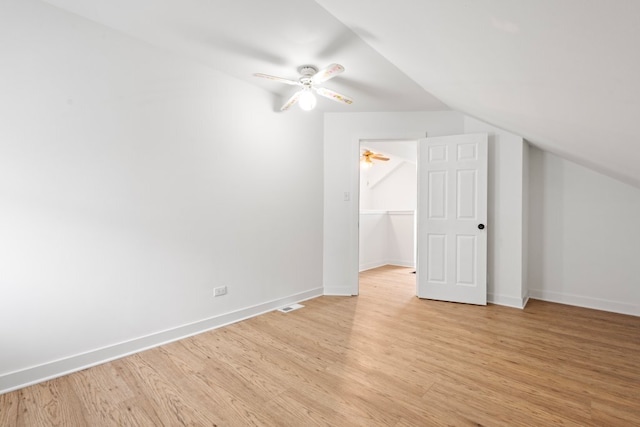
[{"x1": 277, "y1": 303, "x2": 304, "y2": 313}]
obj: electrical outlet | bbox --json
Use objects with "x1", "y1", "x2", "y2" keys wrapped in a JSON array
[{"x1": 214, "y1": 286, "x2": 227, "y2": 297}]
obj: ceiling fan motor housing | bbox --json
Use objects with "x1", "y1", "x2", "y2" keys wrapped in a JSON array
[
  {"x1": 298, "y1": 66, "x2": 317, "y2": 85},
  {"x1": 298, "y1": 65, "x2": 318, "y2": 76}
]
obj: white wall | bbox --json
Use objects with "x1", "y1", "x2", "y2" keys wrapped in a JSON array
[
  {"x1": 528, "y1": 148, "x2": 640, "y2": 316},
  {"x1": 464, "y1": 117, "x2": 528, "y2": 308},
  {"x1": 359, "y1": 156, "x2": 395, "y2": 210},
  {"x1": 324, "y1": 111, "x2": 465, "y2": 295},
  {"x1": 387, "y1": 212, "x2": 415, "y2": 267},
  {"x1": 359, "y1": 211, "x2": 414, "y2": 271},
  {"x1": 359, "y1": 212, "x2": 388, "y2": 271},
  {"x1": 0, "y1": 0, "x2": 324, "y2": 393},
  {"x1": 367, "y1": 162, "x2": 417, "y2": 211}
]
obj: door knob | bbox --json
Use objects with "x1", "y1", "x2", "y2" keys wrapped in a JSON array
[{"x1": 478, "y1": 224, "x2": 485, "y2": 230}]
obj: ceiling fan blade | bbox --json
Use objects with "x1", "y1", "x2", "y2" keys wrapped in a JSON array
[
  {"x1": 280, "y1": 90, "x2": 303, "y2": 111},
  {"x1": 254, "y1": 73, "x2": 301, "y2": 86},
  {"x1": 312, "y1": 63, "x2": 345, "y2": 84},
  {"x1": 315, "y1": 87, "x2": 353, "y2": 105}
]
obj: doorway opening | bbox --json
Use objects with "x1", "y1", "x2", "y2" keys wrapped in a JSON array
[{"x1": 358, "y1": 139, "x2": 418, "y2": 296}]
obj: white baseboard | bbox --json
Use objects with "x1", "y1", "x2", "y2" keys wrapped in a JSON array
[
  {"x1": 359, "y1": 260, "x2": 414, "y2": 272},
  {"x1": 386, "y1": 259, "x2": 415, "y2": 268},
  {"x1": 324, "y1": 286, "x2": 355, "y2": 296},
  {"x1": 359, "y1": 260, "x2": 387, "y2": 272},
  {"x1": 0, "y1": 287, "x2": 323, "y2": 395},
  {"x1": 488, "y1": 292, "x2": 528, "y2": 309},
  {"x1": 528, "y1": 289, "x2": 639, "y2": 317}
]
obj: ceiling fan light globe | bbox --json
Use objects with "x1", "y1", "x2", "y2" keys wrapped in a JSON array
[{"x1": 299, "y1": 90, "x2": 317, "y2": 111}]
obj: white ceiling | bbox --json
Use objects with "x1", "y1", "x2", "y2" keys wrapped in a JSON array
[
  {"x1": 43, "y1": 0, "x2": 640, "y2": 187},
  {"x1": 315, "y1": 0, "x2": 640, "y2": 188},
  {"x1": 42, "y1": 0, "x2": 447, "y2": 112}
]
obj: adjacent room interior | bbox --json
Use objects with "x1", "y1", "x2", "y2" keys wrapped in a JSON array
[
  {"x1": 1, "y1": 0, "x2": 639, "y2": 425},
  {"x1": 359, "y1": 140, "x2": 417, "y2": 295}
]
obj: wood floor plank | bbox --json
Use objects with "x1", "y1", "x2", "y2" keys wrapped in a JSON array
[
  {"x1": 173, "y1": 371, "x2": 272, "y2": 426},
  {"x1": 0, "y1": 391, "x2": 18, "y2": 426},
  {"x1": 65, "y1": 362, "x2": 135, "y2": 425},
  {"x1": 16, "y1": 379, "x2": 87, "y2": 426},
  {"x1": 115, "y1": 353, "x2": 220, "y2": 426},
  {"x1": 260, "y1": 389, "x2": 337, "y2": 427},
  {"x1": 422, "y1": 380, "x2": 585, "y2": 427},
  {"x1": 180, "y1": 334, "x2": 287, "y2": 401},
  {"x1": 2, "y1": 265, "x2": 639, "y2": 426},
  {"x1": 111, "y1": 396, "x2": 167, "y2": 426},
  {"x1": 590, "y1": 397, "x2": 640, "y2": 426}
]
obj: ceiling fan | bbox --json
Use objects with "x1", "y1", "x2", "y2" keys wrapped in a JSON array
[
  {"x1": 361, "y1": 149, "x2": 390, "y2": 168},
  {"x1": 254, "y1": 63, "x2": 353, "y2": 112}
]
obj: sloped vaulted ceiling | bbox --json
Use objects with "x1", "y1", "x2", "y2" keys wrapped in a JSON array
[
  {"x1": 43, "y1": 0, "x2": 640, "y2": 187},
  {"x1": 315, "y1": 0, "x2": 640, "y2": 188},
  {"x1": 41, "y1": 0, "x2": 447, "y2": 112}
]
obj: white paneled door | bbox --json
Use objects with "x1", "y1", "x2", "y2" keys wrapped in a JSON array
[{"x1": 416, "y1": 134, "x2": 488, "y2": 305}]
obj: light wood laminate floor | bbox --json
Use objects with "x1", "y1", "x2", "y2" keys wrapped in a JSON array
[{"x1": 1, "y1": 265, "x2": 639, "y2": 426}]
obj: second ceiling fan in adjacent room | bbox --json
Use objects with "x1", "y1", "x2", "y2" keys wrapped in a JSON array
[{"x1": 360, "y1": 149, "x2": 389, "y2": 168}]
